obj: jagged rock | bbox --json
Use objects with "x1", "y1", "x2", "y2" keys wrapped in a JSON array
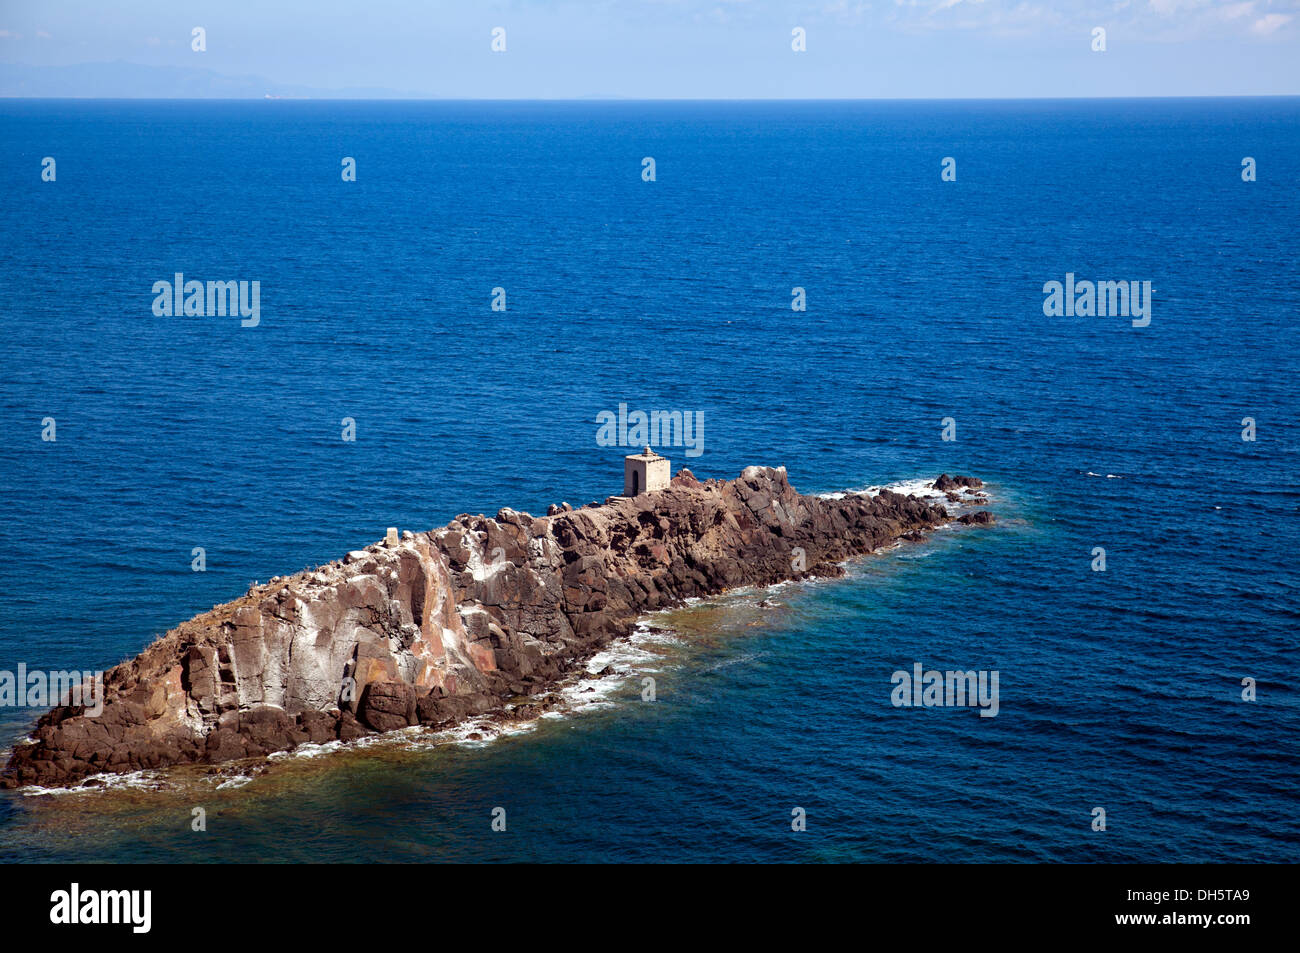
[
  {"x1": 1, "y1": 465, "x2": 992, "y2": 789},
  {"x1": 957, "y1": 510, "x2": 995, "y2": 525},
  {"x1": 934, "y1": 474, "x2": 984, "y2": 491},
  {"x1": 336, "y1": 710, "x2": 369, "y2": 742},
  {"x1": 359, "y1": 681, "x2": 417, "y2": 732},
  {"x1": 415, "y1": 691, "x2": 494, "y2": 728},
  {"x1": 297, "y1": 710, "x2": 338, "y2": 745}
]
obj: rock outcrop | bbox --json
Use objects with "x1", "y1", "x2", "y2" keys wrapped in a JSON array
[
  {"x1": 2, "y1": 466, "x2": 989, "y2": 789},
  {"x1": 933, "y1": 473, "x2": 983, "y2": 492}
]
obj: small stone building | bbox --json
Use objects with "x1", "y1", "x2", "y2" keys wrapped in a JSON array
[{"x1": 624, "y1": 446, "x2": 670, "y2": 496}]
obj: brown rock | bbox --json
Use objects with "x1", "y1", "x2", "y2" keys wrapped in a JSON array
[
  {"x1": 358, "y1": 681, "x2": 417, "y2": 732},
  {"x1": 3, "y1": 466, "x2": 990, "y2": 788}
]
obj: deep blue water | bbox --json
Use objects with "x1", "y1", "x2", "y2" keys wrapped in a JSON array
[{"x1": 0, "y1": 99, "x2": 1296, "y2": 862}]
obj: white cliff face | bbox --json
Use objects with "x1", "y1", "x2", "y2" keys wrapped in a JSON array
[{"x1": 180, "y1": 534, "x2": 497, "y2": 727}]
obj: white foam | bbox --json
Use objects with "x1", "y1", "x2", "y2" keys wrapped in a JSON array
[
  {"x1": 551, "y1": 622, "x2": 680, "y2": 715},
  {"x1": 284, "y1": 741, "x2": 342, "y2": 759},
  {"x1": 268, "y1": 740, "x2": 344, "y2": 762},
  {"x1": 422, "y1": 715, "x2": 538, "y2": 748},
  {"x1": 18, "y1": 768, "x2": 168, "y2": 797},
  {"x1": 818, "y1": 476, "x2": 987, "y2": 504}
]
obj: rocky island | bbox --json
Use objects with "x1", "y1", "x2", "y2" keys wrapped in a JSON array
[{"x1": 1, "y1": 465, "x2": 991, "y2": 789}]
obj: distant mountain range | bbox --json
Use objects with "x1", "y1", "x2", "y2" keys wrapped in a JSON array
[{"x1": 0, "y1": 60, "x2": 420, "y2": 98}]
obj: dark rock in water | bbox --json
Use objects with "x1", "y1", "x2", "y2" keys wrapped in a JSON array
[
  {"x1": 1, "y1": 465, "x2": 992, "y2": 789},
  {"x1": 336, "y1": 711, "x2": 371, "y2": 743},
  {"x1": 933, "y1": 474, "x2": 984, "y2": 492},
  {"x1": 957, "y1": 511, "x2": 995, "y2": 525},
  {"x1": 298, "y1": 710, "x2": 339, "y2": 745}
]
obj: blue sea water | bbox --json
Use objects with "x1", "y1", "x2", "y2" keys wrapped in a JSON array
[{"x1": 0, "y1": 99, "x2": 1296, "y2": 863}]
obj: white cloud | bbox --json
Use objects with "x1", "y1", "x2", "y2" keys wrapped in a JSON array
[{"x1": 1251, "y1": 11, "x2": 1292, "y2": 31}]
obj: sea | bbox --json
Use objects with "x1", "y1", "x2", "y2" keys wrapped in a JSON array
[{"x1": 0, "y1": 98, "x2": 1296, "y2": 863}]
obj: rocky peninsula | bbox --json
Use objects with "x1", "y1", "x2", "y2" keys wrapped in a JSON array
[{"x1": 2, "y1": 466, "x2": 991, "y2": 789}]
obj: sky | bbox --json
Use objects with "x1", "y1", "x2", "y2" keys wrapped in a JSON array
[{"x1": 1, "y1": 0, "x2": 1298, "y2": 98}]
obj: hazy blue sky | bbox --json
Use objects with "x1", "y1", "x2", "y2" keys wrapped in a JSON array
[{"x1": 1, "y1": 0, "x2": 1298, "y2": 97}]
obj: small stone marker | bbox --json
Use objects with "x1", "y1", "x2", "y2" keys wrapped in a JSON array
[{"x1": 385, "y1": 527, "x2": 399, "y2": 546}]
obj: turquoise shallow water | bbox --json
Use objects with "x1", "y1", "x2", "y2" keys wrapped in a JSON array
[{"x1": 0, "y1": 99, "x2": 1296, "y2": 862}]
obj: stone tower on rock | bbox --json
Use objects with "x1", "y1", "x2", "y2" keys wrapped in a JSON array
[{"x1": 624, "y1": 446, "x2": 670, "y2": 497}]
